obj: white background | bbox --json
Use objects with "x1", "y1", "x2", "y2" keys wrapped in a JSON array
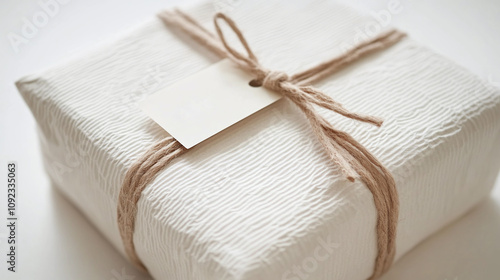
[{"x1": 1, "y1": 0, "x2": 500, "y2": 279}]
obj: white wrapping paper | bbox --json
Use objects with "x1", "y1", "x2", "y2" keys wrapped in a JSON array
[{"x1": 16, "y1": 0, "x2": 500, "y2": 279}]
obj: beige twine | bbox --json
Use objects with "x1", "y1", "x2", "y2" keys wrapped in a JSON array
[{"x1": 118, "y1": 9, "x2": 405, "y2": 279}]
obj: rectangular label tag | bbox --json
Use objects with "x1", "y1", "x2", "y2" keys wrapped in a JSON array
[{"x1": 140, "y1": 59, "x2": 281, "y2": 148}]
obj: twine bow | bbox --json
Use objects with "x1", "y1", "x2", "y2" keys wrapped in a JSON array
[
  {"x1": 213, "y1": 12, "x2": 388, "y2": 181},
  {"x1": 118, "y1": 9, "x2": 404, "y2": 280}
]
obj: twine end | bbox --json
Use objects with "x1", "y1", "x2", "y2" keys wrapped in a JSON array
[{"x1": 372, "y1": 118, "x2": 384, "y2": 127}]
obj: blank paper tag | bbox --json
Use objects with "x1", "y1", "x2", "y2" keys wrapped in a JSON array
[{"x1": 140, "y1": 59, "x2": 281, "y2": 149}]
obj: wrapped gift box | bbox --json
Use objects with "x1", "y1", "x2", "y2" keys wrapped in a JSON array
[{"x1": 16, "y1": 0, "x2": 500, "y2": 279}]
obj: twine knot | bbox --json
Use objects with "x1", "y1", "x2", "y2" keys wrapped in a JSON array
[
  {"x1": 262, "y1": 71, "x2": 289, "y2": 90},
  {"x1": 248, "y1": 70, "x2": 289, "y2": 91}
]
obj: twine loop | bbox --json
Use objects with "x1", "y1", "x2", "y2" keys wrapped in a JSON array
[{"x1": 214, "y1": 13, "x2": 291, "y2": 92}]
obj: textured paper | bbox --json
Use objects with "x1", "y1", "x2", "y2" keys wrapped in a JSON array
[{"x1": 140, "y1": 59, "x2": 281, "y2": 148}]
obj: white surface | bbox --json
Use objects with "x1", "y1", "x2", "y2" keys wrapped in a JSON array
[{"x1": 1, "y1": 1, "x2": 500, "y2": 280}]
